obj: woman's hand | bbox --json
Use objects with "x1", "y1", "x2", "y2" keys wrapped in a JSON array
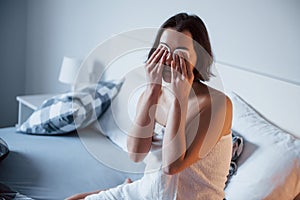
[
  {"x1": 145, "y1": 46, "x2": 168, "y2": 92},
  {"x1": 170, "y1": 53, "x2": 194, "y2": 103}
]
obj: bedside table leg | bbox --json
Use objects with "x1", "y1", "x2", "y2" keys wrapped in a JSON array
[
  {"x1": 17, "y1": 102, "x2": 35, "y2": 127},
  {"x1": 17, "y1": 101, "x2": 22, "y2": 127}
]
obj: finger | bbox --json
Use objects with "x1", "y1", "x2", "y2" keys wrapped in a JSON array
[
  {"x1": 171, "y1": 60, "x2": 176, "y2": 83},
  {"x1": 186, "y1": 60, "x2": 194, "y2": 80},
  {"x1": 146, "y1": 47, "x2": 160, "y2": 64},
  {"x1": 156, "y1": 50, "x2": 168, "y2": 74},
  {"x1": 166, "y1": 51, "x2": 172, "y2": 61},
  {"x1": 175, "y1": 54, "x2": 181, "y2": 75},
  {"x1": 145, "y1": 49, "x2": 164, "y2": 73},
  {"x1": 175, "y1": 60, "x2": 180, "y2": 81},
  {"x1": 160, "y1": 49, "x2": 168, "y2": 64},
  {"x1": 150, "y1": 48, "x2": 165, "y2": 66},
  {"x1": 160, "y1": 43, "x2": 170, "y2": 53},
  {"x1": 146, "y1": 45, "x2": 164, "y2": 65},
  {"x1": 179, "y1": 52, "x2": 188, "y2": 78},
  {"x1": 181, "y1": 50, "x2": 190, "y2": 60},
  {"x1": 148, "y1": 49, "x2": 163, "y2": 66}
]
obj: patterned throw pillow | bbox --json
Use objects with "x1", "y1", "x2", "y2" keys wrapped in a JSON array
[
  {"x1": 17, "y1": 79, "x2": 124, "y2": 135},
  {"x1": 226, "y1": 132, "x2": 244, "y2": 187}
]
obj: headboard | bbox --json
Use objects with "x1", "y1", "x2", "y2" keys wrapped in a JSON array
[{"x1": 208, "y1": 62, "x2": 300, "y2": 139}]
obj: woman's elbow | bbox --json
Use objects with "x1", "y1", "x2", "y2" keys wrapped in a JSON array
[
  {"x1": 162, "y1": 164, "x2": 180, "y2": 175},
  {"x1": 128, "y1": 153, "x2": 145, "y2": 163},
  {"x1": 127, "y1": 143, "x2": 147, "y2": 162},
  {"x1": 127, "y1": 137, "x2": 151, "y2": 162}
]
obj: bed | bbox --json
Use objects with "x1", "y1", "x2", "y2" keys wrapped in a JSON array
[{"x1": 1, "y1": 59, "x2": 300, "y2": 199}]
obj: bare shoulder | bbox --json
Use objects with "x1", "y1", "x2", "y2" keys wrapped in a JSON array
[
  {"x1": 192, "y1": 82, "x2": 231, "y2": 109},
  {"x1": 201, "y1": 84, "x2": 233, "y2": 136},
  {"x1": 189, "y1": 82, "x2": 233, "y2": 135},
  {"x1": 205, "y1": 85, "x2": 232, "y2": 119}
]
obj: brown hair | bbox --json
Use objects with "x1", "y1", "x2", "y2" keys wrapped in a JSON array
[{"x1": 148, "y1": 13, "x2": 214, "y2": 82}]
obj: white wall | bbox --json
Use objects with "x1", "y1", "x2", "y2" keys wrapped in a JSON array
[
  {"x1": 1, "y1": 0, "x2": 299, "y2": 126},
  {"x1": 25, "y1": 0, "x2": 300, "y2": 95},
  {"x1": 0, "y1": 0, "x2": 27, "y2": 127}
]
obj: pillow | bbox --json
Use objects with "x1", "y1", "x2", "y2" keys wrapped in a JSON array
[
  {"x1": 225, "y1": 92, "x2": 300, "y2": 200},
  {"x1": 92, "y1": 79, "x2": 144, "y2": 151},
  {"x1": 90, "y1": 67, "x2": 146, "y2": 151},
  {"x1": 17, "y1": 79, "x2": 124, "y2": 135}
]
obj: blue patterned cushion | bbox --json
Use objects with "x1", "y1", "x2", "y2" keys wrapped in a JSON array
[
  {"x1": 226, "y1": 132, "x2": 244, "y2": 186},
  {"x1": 17, "y1": 79, "x2": 124, "y2": 135}
]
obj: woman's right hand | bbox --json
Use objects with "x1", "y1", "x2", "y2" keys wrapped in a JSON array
[{"x1": 145, "y1": 45, "x2": 168, "y2": 92}]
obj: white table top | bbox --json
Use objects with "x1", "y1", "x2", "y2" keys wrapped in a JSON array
[{"x1": 16, "y1": 94, "x2": 58, "y2": 110}]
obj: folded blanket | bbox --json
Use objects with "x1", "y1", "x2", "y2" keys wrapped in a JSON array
[{"x1": 226, "y1": 132, "x2": 244, "y2": 186}]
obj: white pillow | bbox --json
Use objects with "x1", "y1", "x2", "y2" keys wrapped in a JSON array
[
  {"x1": 91, "y1": 67, "x2": 146, "y2": 151},
  {"x1": 225, "y1": 92, "x2": 300, "y2": 200}
]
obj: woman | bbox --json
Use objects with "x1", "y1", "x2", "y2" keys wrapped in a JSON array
[{"x1": 67, "y1": 12, "x2": 232, "y2": 200}]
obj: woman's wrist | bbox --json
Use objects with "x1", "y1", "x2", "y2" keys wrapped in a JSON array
[
  {"x1": 144, "y1": 84, "x2": 161, "y2": 100},
  {"x1": 171, "y1": 97, "x2": 188, "y2": 116}
]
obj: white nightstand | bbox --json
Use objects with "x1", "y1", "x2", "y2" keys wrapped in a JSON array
[{"x1": 16, "y1": 94, "x2": 57, "y2": 127}]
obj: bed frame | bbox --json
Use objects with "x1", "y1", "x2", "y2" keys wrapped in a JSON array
[
  {"x1": 210, "y1": 62, "x2": 300, "y2": 139},
  {"x1": 212, "y1": 62, "x2": 300, "y2": 200}
]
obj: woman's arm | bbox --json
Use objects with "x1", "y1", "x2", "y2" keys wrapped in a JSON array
[
  {"x1": 127, "y1": 87, "x2": 160, "y2": 162},
  {"x1": 162, "y1": 53, "x2": 232, "y2": 175},
  {"x1": 162, "y1": 94, "x2": 232, "y2": 175},
  {"x1": 161, "y1": 54, "x2": 192, "y2": 174},
  {"x1": 162, "y1": 97, "x2": 188, "y2": 174},
  {"x1": 127, "y1": 47, "x2": 167, "y2": 162}
]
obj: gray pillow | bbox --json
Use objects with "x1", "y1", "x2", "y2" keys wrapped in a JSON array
[{"x1": 17, "y1": 79, "x2": 124, "y2": 135}]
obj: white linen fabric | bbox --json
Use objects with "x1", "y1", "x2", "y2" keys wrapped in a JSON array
[
  {"x1": 86, "y1": 120, "x2": 232, "y2": 200},
  {"x1": 85, "y1": 122, "x2": 179, "y2": 200},
  {"x1": 177, "y1": 133, "x2": 232, "y2": 200},
  {"x1": 225, "y1": 92, "x2": 300, "y2": 200}
]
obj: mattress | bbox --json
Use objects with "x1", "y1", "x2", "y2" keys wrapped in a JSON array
[{"x1": 0, "y1": 127, "x2": 143, "y2": 200}]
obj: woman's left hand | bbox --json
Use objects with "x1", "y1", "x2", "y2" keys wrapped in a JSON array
[{"x1": 170, "y1": 53, "x2": 194, "y2": 103}]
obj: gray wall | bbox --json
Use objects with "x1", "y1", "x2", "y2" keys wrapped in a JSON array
[
  {"x1": 0, "y1": 0, "x2": 27, "y2": 127},
  {"x1": 1, "y1": 0, "x2": 299, "y2": 127}
]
